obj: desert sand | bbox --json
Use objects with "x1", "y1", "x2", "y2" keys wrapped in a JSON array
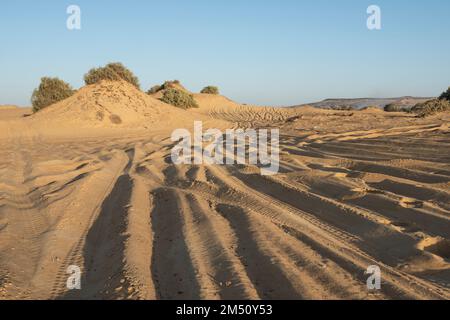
[{"x1": 0, "y1": 80, "x2": 449, "y2": 300}]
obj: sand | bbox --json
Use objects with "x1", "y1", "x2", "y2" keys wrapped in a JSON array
[{"x1": 0, "y1": 81, "x2": 449, "y2": 300}]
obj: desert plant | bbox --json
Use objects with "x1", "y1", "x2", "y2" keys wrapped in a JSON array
[
  {"x1": 160, "y1": 88, "x2": 198, "y2": 109},
  {"x1": 31, "y1": 77, "x2": 75, "y2": 113},
  {"x1": 360, "y1": 105, "x2": 379, "y2": 110},
  {"x1": 384, "y1": 104, "x2": 404, "y2": 112},
  {"x1": 411, "y1": 99, "x2": 450, "y2": 117},
  {"x1": 329, "y1": 105, "x2": 354, "y2": 111},
  {"x1": 439, "y1": 87, "x2": 450, "y2": 101},
  {"x1": 161, "y1": 80, "x2": 181, "y2": 89},
  {"x1": 146, "y1": 80, "x2": 182, "y2": 95},
  {"x1": 147, "y1": 85, "x2": 163, "y2": 94},
  {"x1": 84, "y1": 62, "x2": 140, "y2": 89},
  {"x1": 200, "y1": 86, "x2": 219, "y2": 95}
]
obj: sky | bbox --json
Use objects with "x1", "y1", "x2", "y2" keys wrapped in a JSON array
[{"x1": 0, "y1": 0, "x2": 449, "y2": 107}]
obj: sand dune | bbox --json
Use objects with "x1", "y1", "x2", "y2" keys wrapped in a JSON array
[{"x1": 0, "y1": 85, "x2": 449, "y2": 300}]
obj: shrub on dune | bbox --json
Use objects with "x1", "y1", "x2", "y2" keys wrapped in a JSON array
[
  {"x1": 160, "y1": 88, "x2": 198, "y2": 109},
  {"x1": 200, "y1": 86, "x2": 219, "y2": 95},
  {"x1": 147, "y1": 85, "x2": 163, "y2": 94},
  {"x1": 146, "y1": 80, "x2": 182, "y2": 95},
  {"x1": 161, "y1": 80, "x2": 181, "y2": 90},
  {"x1": 411, "y1": 99, "x2": 450, "y2": 117},
  {"x1": 84, "y1": 62, "x2": 140, "y2": 89},
  {"x1": 31, "y1": 77, "x2": 75, "y2": 113}
]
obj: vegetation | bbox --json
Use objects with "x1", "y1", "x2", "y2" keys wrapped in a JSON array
[
  {"x1": 439, "y1": 87, "x2": 450, "y2": 101},
  {"x1": 409, "y1": 87, "x2": 450, "y2": 117},
  {"x1": 31, "y1": 77, "x2": 75, "y2": 113},
  {"x1": 360, "y1": 105, "x2": 379, "y2": 110},
  {"x1": 327, "y1": 105, "x2": 355, "y2": 111},
  {"x1": 200, "y1": 86, "x2": 219, "y2": 95},
  {"x1": 147, "y1": 85, "x2": 162, "y2": 94},
  {"x1": 384, "y1": 104, "x2": 406, "y2": 112},
  {"x1": 84, "y1": 62, "x2": 140, "y2": 89},
  {"x1": 146, "y1": 80, "x2": 182, "y2": 95},
  {"x1": 411, "y1": 99, "x2": 450, "y2": 117},
  {"x1": 160, "y1": 88, "x2": 198, "y2": 109}
]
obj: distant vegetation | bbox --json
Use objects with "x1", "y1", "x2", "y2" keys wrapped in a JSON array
[
  {"x1": 410, "y1": 86, "x2": 450, "y2": 117},
  {"x1": 84, "y1": 62, "x2": 140, "y2": 89},
  {"x1": 384, "y1": 104, "x2": 407, "y2": 112},
  {"x1": 360, "y1": 105, "x2": 379, "y2": 111},
  {"x1": 146, "y1": 80, "x2": 181, "y2": 95},
  {"x1": 160, "y1": 88, "x2": 198, "y2": 109},
  {"x1": 31, "y1": 77, "x2": 75, "y2": 113},
  {"x1": 439, "y1": 87, "x2": 450, "y2": 101},
  {"x1": 326, "y1": 105, "x2": 355, "y2": 111},
  {"x1": 200, "y1": 86, "x2": 219, "y2": 95}
]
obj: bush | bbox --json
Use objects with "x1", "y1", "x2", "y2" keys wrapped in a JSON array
[
  {"x1": 147, "y1": 85, "x2": 163, "y2": 94},
  {"x1": 84, "y1": 62, "x2": 140, "y2": 89},
  {"x1": 411, "y1": 99, "x2": 450, "y2": 117},
  {"x1": 329, "y1": 105, "x2": 354, "y2": 111},
  {"x1": 160, "y1": 88, "x2": 198, "y2": 109},
  {"x1": 146, "y1": 80, "x2": 182, "y2": 95},
  {"x1": 439, "y1": 87, "x2": 450, "y2": 101},
  {"x1": 384, "y1": 104, "x2": 405, "y2": 112},
  {"x1": 161, "y1": 80, "x2": 181, "y2": 89},
  {"x1": 200, "y1": 86, "x2": 219, "y2": 95},
  {"x1": 360, "y1": 105, "x2": 379, "y2": 111},
  {"x1": 31, "y1": 77, "x2": 75, "y2": 113}
]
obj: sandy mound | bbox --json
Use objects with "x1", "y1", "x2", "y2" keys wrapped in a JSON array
[
  {"x1": 30, "y1": 80, "x2": 198, "y2": 129},
  {"x1": 193, "y1": 93, "x2": 241, "y2": 110}
]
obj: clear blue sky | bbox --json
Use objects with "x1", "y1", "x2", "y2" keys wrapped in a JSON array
[{"x1": 1, "y1": 0, "x2": 449, "y2": 106}]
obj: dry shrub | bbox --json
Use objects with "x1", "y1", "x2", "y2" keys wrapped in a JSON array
[
  {"x1": 411, "y1": 99, "x2": 450, "y2": 117},
  {"x1": 147, "y1": 80, "x2": 182, "y2": 95},
  {"x1": 160, "y1": 88, "x2": 198, "y2": 109},
  {"x1": 200, "y1": 86, "x2": 219, "y2": 95},
  {"x1": 31, "y1": 77, "x2": 75, "y2": 113},
  {"x1": 84, "y1": 62, "x2": 140, "y2": 89},
  {"x1": 384, "y1": 104, "x2": 406, "y2": 112}
]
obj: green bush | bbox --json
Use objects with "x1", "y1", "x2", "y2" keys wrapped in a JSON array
[
  {"x1": 31, "y1": 77, "x2": 75, "y2": 113},
  {"x1": 411, "y1": 99, "x2": 450, "y2": 117},
  {"x1": 200, "y1": 86, "x2": 219, "y2": 95},
  {"x1": 160, "y1": 88, "x2": 198, "y2": 109},
  {"x1": 84, "y1": 62, "x2": 140, "y2": 89},
  {"x1": 439, "y1": 87, "x2": 450, "y2": 101}
]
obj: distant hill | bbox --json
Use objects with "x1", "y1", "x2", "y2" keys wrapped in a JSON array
[{"x1": 293, "y1": 97, "x2": 433, "y2": 110}]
